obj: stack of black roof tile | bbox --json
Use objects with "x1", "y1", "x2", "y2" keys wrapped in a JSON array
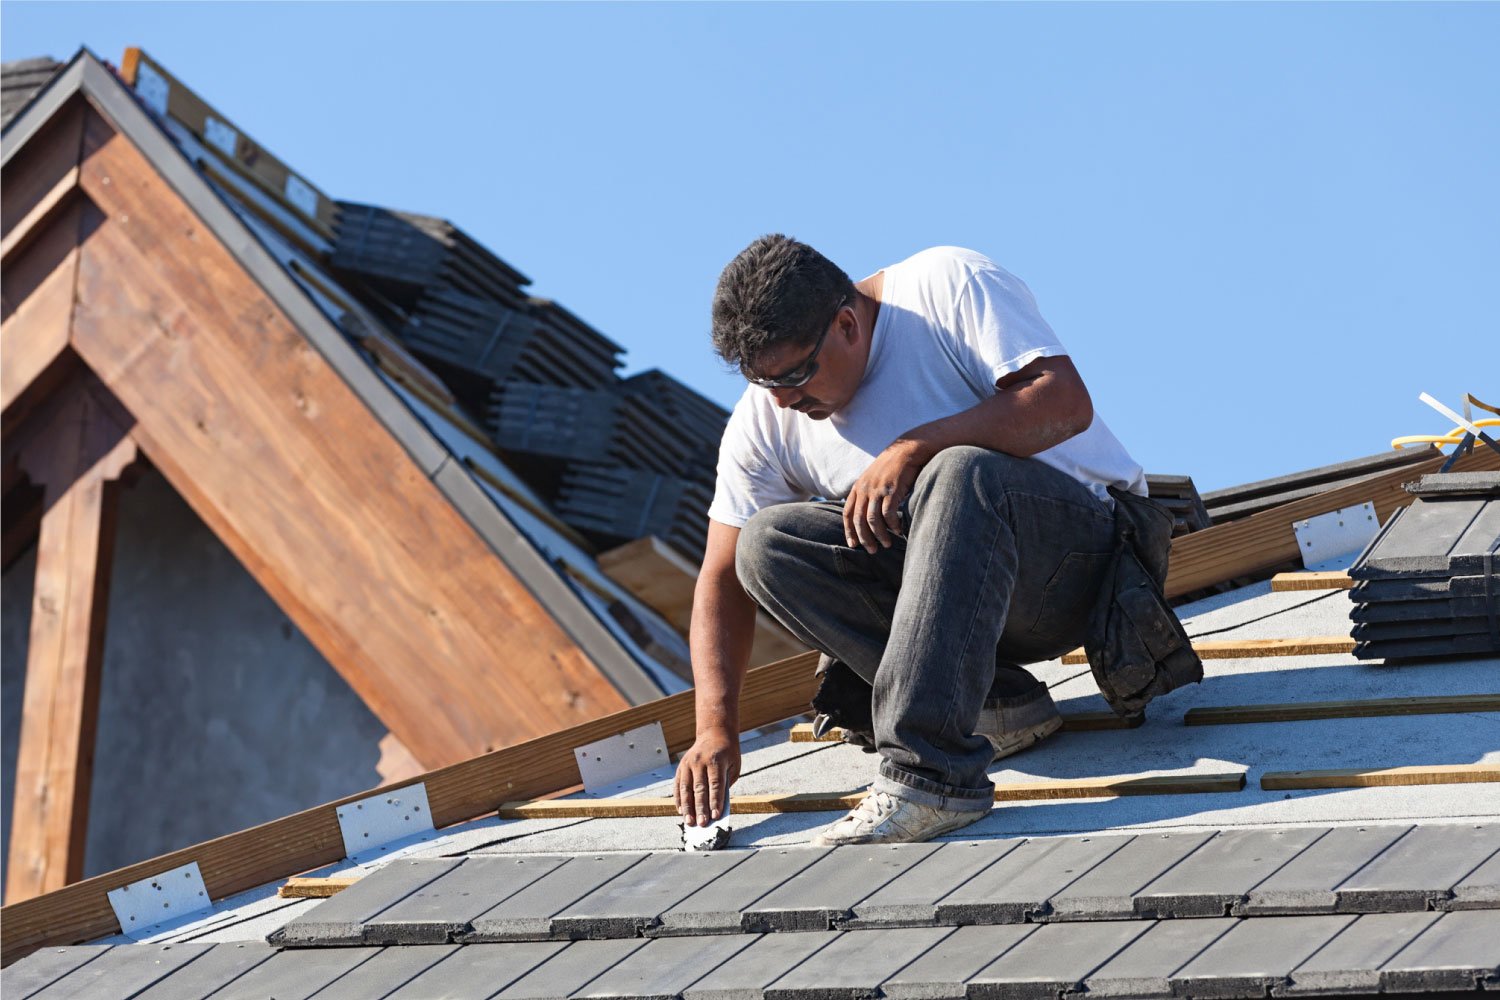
[
  {"x1": 330, "y1": 201, "x2": 732, "y2": 560},
  {"x1": 1348, "y1": 472, "x2": 1500, "y2": 660},
  {"x1": 1, "y1": 56, "x2": 61, "y2": 128}
]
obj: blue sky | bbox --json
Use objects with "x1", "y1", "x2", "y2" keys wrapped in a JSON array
[{"x1": 5, "y1": 2, "x2": 1495, "y2": 491}]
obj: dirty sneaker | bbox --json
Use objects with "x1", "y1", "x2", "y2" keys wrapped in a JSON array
[
  {"x1": 811, "y1": 788, "x2": 987, "y2": 846},
  {"x1": 976, "y1": 687, "x2": 1063, "y2": 762}
]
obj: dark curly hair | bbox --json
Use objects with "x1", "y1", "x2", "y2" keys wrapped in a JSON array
[{"x1": 710, "y1": 234, "x2": 856, "y2": 373}]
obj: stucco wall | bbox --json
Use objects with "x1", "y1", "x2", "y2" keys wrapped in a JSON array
[{"x1": 2, "y1": 468, "x2": 387, "y2": 884}]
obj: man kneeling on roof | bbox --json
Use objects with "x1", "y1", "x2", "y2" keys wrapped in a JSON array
[{"x1": 674, "y1": 235, "x2": 1200, "y2": 846}]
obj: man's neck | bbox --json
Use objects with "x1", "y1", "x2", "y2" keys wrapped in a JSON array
[{"x1": 854, "y1": 270, "x2": 884, "y2": 337}]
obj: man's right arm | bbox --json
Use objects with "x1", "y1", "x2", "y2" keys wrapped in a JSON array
[{"x1": 673, "y1": 518, "x2": 759, "y2": 827}]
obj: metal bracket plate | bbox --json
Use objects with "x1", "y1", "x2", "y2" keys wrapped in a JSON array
[
  {"x1": 107, "y1": 862, "x2": 212, "y2": 940},
  {"x1": 336, "y1": 782, "x2": 436, "y2": 862},
  {"x1": 1293, "y1": 502, "x2": 1380, "y2": 569},
  {"x1": 575, "y1": 722, "x2": 673, "y2": 796}
]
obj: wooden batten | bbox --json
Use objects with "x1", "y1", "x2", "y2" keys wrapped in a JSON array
[
  {"x1": 59, "y1": 102, "x2": 631, "y2": 768},
  {"x1": 5, "y1": 376, "x2": 139, "y2": 903}
]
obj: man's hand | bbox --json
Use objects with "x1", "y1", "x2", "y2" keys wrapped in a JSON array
[
  {"x1": 843, "y1": 438, "x2": 934, "y2": 553},
  {"x1": 674, "y1": 726, "x2": 741, "y2": 826}
]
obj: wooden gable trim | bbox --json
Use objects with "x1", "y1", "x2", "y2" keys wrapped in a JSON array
[
  {"x1": 5, "y1": 375, "x2": 139, "y2": 903},
  {"x1": 62, "y1": 100, "x2": 632, "y2": 767}
]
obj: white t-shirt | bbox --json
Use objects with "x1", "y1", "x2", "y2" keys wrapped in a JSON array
[{"x1": 707, "y1": 247, "x2": 1146, "y2": 528}]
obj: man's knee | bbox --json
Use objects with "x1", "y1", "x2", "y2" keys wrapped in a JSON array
[
  {"x1": 912, "y1": 446, "x2": 1025, "y2": 509},
  {"x1": 734, "y1": 505, "x2": 799, "y2": 600}
]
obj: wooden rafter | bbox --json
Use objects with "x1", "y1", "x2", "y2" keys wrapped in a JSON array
[{"x1": 5, "y1": 376, "x2": 139, "y2": 903}]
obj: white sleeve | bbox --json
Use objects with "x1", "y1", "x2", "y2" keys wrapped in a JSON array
[
  {"x1": 954, "y1": 266, "x2": 1069, "y2": 388},
  {"x1": 705, "y1": 402, "x2": 807, "y2": 528}
]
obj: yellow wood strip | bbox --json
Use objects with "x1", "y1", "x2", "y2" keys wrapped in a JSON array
[
  {"x1": 1271, "y1": 571, "x2": 1355, "y2": 592},
  {"x1": 497, "y1": 771, "x2": 1245, "y2": 818},
  {"x1": 277, "y1": 876, "x2": 358, "y2": 899},
  {"x1": 1061, "y1": 636, "x2": 1356, "y2": 665},
  {"x1": 1261, "y1": 763, "x2": 1500, "y2": 790},
  {"x1": 788, "y1": 710, "x2": 1141, "y2": 743},
  {"x1": 0, "y1": 165, "x2": 79, "y2": 264},
  {"x1": 1186, "y1": 694, "x2": 1500, "y2": 726}
]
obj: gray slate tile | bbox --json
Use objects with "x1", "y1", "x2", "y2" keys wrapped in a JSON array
[
  {"x1": 845, "y1": 839, "x2": 1025, "y2": 927},
  {"x1": 881, "y1": 925, "x2": 1038, "y2": 1000},
  {"x1": 1287, "y1": 912, "x2": 1442, "y2": 995},
  {"x1": 659, "y1": 849, "x2": 826, "y2": 935},
  {"x1": 1240, "y1": 824, "x2": 1410, "y2": 914},
  {"x1": 191, "y1": 946, "x2": 379, "y2": 1000},
  {"x1": 1382, "y1": 910, "x2": 1500, "y2": 992},
  {"x1": 577, "y1": 935, "x2": 757, "y2": 999},
  {"x1": 1083, "y1": 918, "x2": 1236, "y2": 998},
  {"x1": 365, "y1": 856, "x2": 570, "y2": 944},
  {"x1": 765, "y1": 926, "x2": 954, "y2": 1000},
  {"x1": 935, "y1": 833, "x2": 1133, "y2": 923},
  {"x1": 1170, "y1": 914, "x2": 1354, "y2": 999},
  {"x1": 970, "y1": 921, "x2": 1151, "y2": 999},
  {"x1": 553, "y1": 850, "x2": 750, "y2": 938},
  {"x1": 494, "y1": 939, "x2": 646, "y2": 999},
  {"x1": 1134, "y1": 826, "x2": 1327, "y2": 917},
  {"x1": 0, "y1": 945, "x2": 112, "y2": 999},
  {"x1": 309, "y1": 946, "x2": 459, "y2": 1000},
  {"x1": 744, "y1": 843, "x2": 942, "y2": 931},
  {"x1": 131, "y1": 943, "x2": 277, "y2": 999},
  {"x1": 1046, "y1": 830, "x2": 1213, "y2": 920},
  {"x1": 383, "y1": 942, "x2": 568, "y2": 1000},
  {"x1": 1335, "y1": 822, "x2": 1500, "y2": 911},
  {"x1": 31, "y1": 943, "x2": 209, "y2": 1000},
  {"x1": 467, "y1": 854, "x2": 649, "y2": 941},
  {"x1": 683, "y1": 932, "x2": 838, "y2": 1000},
  {"x1": 272, "y1": 859, "x2": 461, "y2": 946},
  {"x1": 1451, "y1": 846, "x2": 1500, "y2": 909}
]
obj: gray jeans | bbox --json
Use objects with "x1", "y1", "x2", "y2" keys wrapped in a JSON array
[{"x1": 735, "y1": 446, "x2": 1118, "y2": 811}]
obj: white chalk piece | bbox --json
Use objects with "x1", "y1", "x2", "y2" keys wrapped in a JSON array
[{"x1": 682, "y1": 803, "x2": 733, "y2": 852}]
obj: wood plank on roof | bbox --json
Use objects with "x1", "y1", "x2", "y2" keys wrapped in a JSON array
[
  {"x1": 1183, "y1": 694, "x2": 1500, "y2": 726},
  {"x1": 1270, "y1": 570, "x2": 1354, "y2": 591},
  {"x1": 1061, "y1": 636, "x2": 1356, "y2": 664},
  {"x1": 1260, "y1": 763, "x2": 1500, "y2": 790}
]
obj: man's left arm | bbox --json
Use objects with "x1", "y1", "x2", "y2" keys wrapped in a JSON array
[{"x1": 843, "y1": 354, "x2": 1093, "y2": 552}]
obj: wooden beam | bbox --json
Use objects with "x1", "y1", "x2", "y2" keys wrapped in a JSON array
[
  {"x1": 5, "y1": 378, "x2": 138, "y2": 904},
  {"x1": 68, "y1": 105, "x2": 630, "y2": 766},
  {"x1": 0, "y1": 649, "x2": 820, "y2": 965},
  {"x1": 1164, "y1": 445, "x2": 1500, "y2": 599},
  {"x1": 788, "y1": 710, "x2": 1142, "y2": 743},
  {"x1": 1271, "y1": 571, "x2": 1354, "y2": 592},
  {"x1": 1184, "y1": 694, "x2": 1500, "y2": 727},
  {"x1": 597, "y1": 535, "x2": 808, "y2": 667},
  {"x1": 497, "y1": 771, "x2": 1247, "y2": 818},
  {"x1": 1261, "y1": 763, "x2": 1500, "y2": 791},
  {"x1": 278, "y1": 876, "x2": 358, "y2": 899},
  {"x1": 2, "y1": 195, "x2": 87, "y2": 431},
  {"x1": 1061, "y1": 636, "x2": 1356, "y2": 665}
]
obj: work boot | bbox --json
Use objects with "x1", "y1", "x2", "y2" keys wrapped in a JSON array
[
  {"x1": 811, "y1": 787, "x2": 986, "y2": 846},
  {"x1": 975, "y1": 686, "x2": 1063, "y2": 762}
]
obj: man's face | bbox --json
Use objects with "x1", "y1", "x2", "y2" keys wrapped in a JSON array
[{"x1": 743, "y1": 303, "x2": 863, "y2": 420}]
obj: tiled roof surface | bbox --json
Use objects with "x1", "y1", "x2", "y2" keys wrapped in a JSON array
[{"x1": 7, "y1": 568, "x2": 1497, "y2": 996}]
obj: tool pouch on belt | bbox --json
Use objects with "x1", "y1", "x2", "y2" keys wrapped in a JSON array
[
  {"x1": 809, "y1": 655, "x2": 877, "y2": 751},
  {"x1": 1085, "y1": 486, "x2": 1204, "y2": 715}
]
